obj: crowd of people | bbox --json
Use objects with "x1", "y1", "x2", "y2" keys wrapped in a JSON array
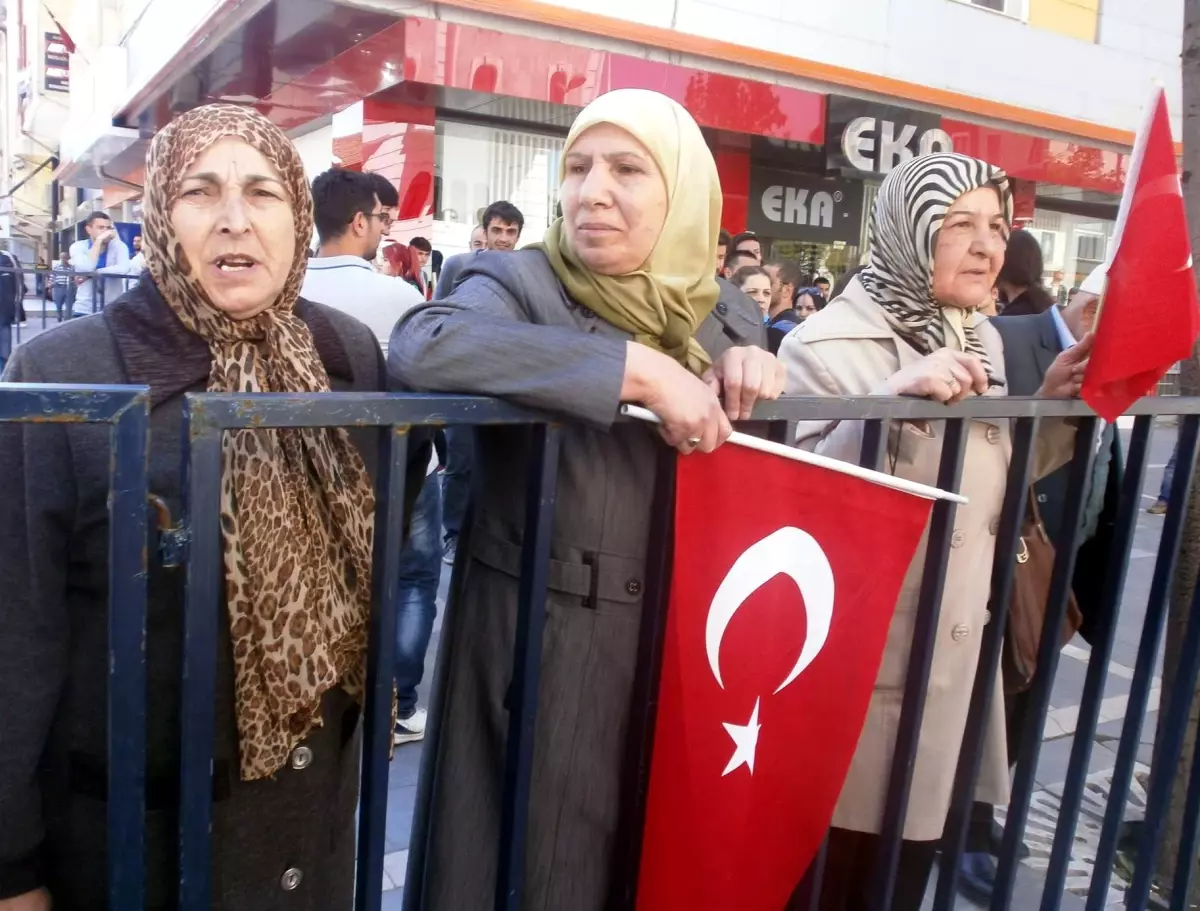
[{"x1": 0, "y1": 87, "x2": 1119, "y2": 911}]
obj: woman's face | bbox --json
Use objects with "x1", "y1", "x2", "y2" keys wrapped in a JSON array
[
  {"x1": 931, "y1": 186, "x2": 1008, "y2": 310},
  {"x1": 795, "y1": 294, "x2": 818, "y2": 319},
  {"x1": 560, "y1": 123, "x2": 668, "y2": 275},
  {"x1": 739, "y1": 274, "x2": 772, "y2": 315},
  {"x1": 171, "y1": 137, "x2": 296, "y2": 320}
]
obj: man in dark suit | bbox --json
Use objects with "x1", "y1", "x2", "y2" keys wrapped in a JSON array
[{"x1": 957, "y1": 265, "x2": 1122, "y2": 903}]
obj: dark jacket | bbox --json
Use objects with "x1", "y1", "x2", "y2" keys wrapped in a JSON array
[
  {"x1": 699, "y1": 276, "x2": 768, "y2": 352},
  {"x1": 993, "y1": 309, "x2": 1122, "y2": 644},
  {"x1": 390, "y1": 250, "x2": 755, "y2": 911},
  {"x1": 0, "y1": 276, "x2": 427, "y2": 910},
  {"x1": 766, "y1": 308, "x2": 802, "y2": 355}
]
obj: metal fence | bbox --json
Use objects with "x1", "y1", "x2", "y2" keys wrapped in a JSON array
[
  {"x1": 5, "y1": 386, "x2": 1200, "y2": 910},
  {"x1": 0, "y1": 265, "x2": 143, "y2": 341}
]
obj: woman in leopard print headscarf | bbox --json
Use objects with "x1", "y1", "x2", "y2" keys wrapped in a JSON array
[{"x1": 0, "y1": 104, "x2": 419, "y2": 910}]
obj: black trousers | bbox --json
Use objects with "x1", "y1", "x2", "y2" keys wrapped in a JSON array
[{"x1": 786, "y1": 828, "x2": 938, "y2": 911}]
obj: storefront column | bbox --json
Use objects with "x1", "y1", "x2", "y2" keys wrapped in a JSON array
[{"x1": 714, "y1": 148, "x2": 750, "y2": 235}]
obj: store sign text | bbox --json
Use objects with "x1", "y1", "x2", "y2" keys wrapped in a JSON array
[
  {"x1": 840, "y1": 117, "x2": 954, "y2": 175},
  {"x1": 746, "y1": 168, "x2": 864, "y2": 244},
  {"x1": 761, "y1": 187, "x2": 840, "y2": 228}
]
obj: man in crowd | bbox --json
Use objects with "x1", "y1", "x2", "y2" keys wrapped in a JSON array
[
  {"x1": 301, "y1": 167, "x2": 434, "y2": 747},
  {"x1": 302, "y1": 167, "x2": 422, "y2": 349},
  {"x1": 723, "y1": 248, "x2": 758, "y2": 280},
  {"x1": 410, "y1": 236, "x2": 433, "y2": 296},
  {"x1": 957, "y1": 264, "x2": 1121, "y2": 904},
  {"x1": 51, "y1": 251, "x2": 73, "y2": 321},
  {"x1": 438, "y1": 201, "x2": 525, "y2": 566},
  {"x1": 0, "y1": 244, "x2": 20, "y2": 372},
  {"x1": 127, "y1": 234, "x2": 146, "y2": 275},
  {"x1": 69, "y1": 212, "x2": 130, "y2": 316},
  {"x1": 814, "y1": 275, "x2": 831, "y2": 306},
  {"x1": 365, "y1": 171, "x2": 399, "y2": 224},
  {"x1": 715, "y1": 229, "x2": 732, "y2": 277},
  {"x1": 482, "y1": 199, "x2": 524, "y2": 251},
  {"x1": 730, "y1": 230, "x2": 762, "y2": 262},
  {"x1": 763, "y1": 259, "x2": 804, "y2": 354},
  {"x1": 434, "y1": 225, "x2": 486, "y2": 301}
]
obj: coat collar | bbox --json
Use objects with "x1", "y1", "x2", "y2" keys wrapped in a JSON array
[{"x1": 103, "y1": 275, "x2": 357, "y2": 408}]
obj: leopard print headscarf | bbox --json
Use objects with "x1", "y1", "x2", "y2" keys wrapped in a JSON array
[{"x1": 144, "y1": 104, "x2": 377, "y2": 780}]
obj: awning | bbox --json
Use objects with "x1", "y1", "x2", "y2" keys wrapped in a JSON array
[{"x1": 53, "y1": 126, "x2": 146, "y2": 192}]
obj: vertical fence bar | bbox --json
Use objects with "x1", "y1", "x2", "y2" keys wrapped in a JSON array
[
  {"x1": 1126, "y1": 568, "x2": 1200, "y2": 911},
  {"x1": 859, "y1": 418, "x2": 890, "y2": 472},
  {"x1": 932, "y1": 415, "x2": 1040, "y2": 911},
  {"x1": 1087, "y1": 415, "x2": 1200, "y2": 909},
  {"x1": 1039, "y1": 416, "x2": 1151, "y2": 911},
  {"x1": 613, "y1": 445, "x2": 677, "y2": 909},
  {"x1": 106, "y1": 394, "x2": 151, "y2": 911},
  {"x1": 356, "y1": 427, "x2": 411, "y2": 911},
  {"x1": 177, "y1": 402, "x2": 225, "y2": 911},
  {"x1": 869, "y1": 417, "x2": 968, "y2": 910},
  {"x1": 1168, "y1": 723, "x2": 1200, "y2": 909},
  {"x1": 991, "y1": 417, "x2": 1100, "y2": 911},
  {"x1": 495, "y1": 423, "x2": 563, "y2": 911}
]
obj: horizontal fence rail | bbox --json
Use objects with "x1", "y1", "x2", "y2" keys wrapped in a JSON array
[
  {"x1": 0, "y1": 266, "x2": 143, "y2": 344},
  {"x1": 6, "y1": 385, "x2": 1200, "y2": 910},
  {"x1": 0, "y1": 383, "x2": 150, "y2": 911}
]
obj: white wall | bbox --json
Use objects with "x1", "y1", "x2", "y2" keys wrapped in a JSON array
[
  {"x1": 290, "y1": 124, "x2": 335, "y2": 185},
  {"x1": 527, "y1": 0, "x2": 1182, "y2": 136}
]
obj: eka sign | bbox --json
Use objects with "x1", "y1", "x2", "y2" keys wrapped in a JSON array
[
  {"x1": 825, "y1": 96, "x2": 954, "y2": 177},
  {"x1": 746, "y1": 168, "x2": 864, "y2": 244}
]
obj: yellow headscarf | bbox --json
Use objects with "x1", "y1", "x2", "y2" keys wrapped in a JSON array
[{"x1": 533, "y1": 89, "x2": 722, "y2": 375}]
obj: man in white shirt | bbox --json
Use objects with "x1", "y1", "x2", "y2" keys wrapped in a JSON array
[
  {"x1": 300, "y1": 168, "x2": 422, "y2": 351},
  {"x1": 126, "y1": 234, "x2": 147, "y2": 275},
  {"x1": 68, "y1": 212, "x2": 131, "y2": 316}
]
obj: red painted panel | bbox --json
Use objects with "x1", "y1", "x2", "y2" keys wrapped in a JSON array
[
  {"x1": 401, "y1": 17, "x2": 825, "y2": 142},
  {"x1": 363, "y1": 98, "x2": 436, "y2": 241},
  {"x1": 942, "y1": 119, "x2": 1127, "y2": 196},
  {"x1": 715, "y1": 149, "x2": 751, "y2": 234}
]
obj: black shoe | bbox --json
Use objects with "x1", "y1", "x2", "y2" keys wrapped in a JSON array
[
  {"x1": 989, "y1": 820, "x2": 1031, "y2": 860},
  {"x1": 958, "y1": 852, "x2": 998, "y2": 905}
]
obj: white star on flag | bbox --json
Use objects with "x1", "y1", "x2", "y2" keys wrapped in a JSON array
[{"x1": 721, "y1": 698, "x2": 762, "y2": 777}]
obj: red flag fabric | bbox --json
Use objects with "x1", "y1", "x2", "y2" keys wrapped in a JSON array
[
  {"x1": 1082, "y1": 87, "x2": 1200, "y2": 421},
  {"x1": 636, "y1": 444, "x2": 935, "y2": 911}
]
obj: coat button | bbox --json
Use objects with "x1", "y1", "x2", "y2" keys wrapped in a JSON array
[
  {"x1": 986, "y1": 426, "x2": 1001, "y2": 445},
  {"x1": 626, "y1": 579, "x2": 643, "y2": 596},
  {"x1": 951, "y1": 530, "x2": 965, "y2": 548},
  {"x1": 290, "y1": 746, "x2": 313, "y2": 770},
  {"x1": 988, "y1": 517, "x2": 1000, "y2": 536},
  {"x1": 1037, "y1": 493, "x2": 1048, "y2": 504},
  {"x1": 716, "y1": 302, "x2": 729, "y2": 315},
  {"x1": 580, "y1": 307, "x2": 596, "y2": 319},
  {"x1": 280, "y1": 868, "x2": 303, "y2": 891},
  {"x1": 952, "y1": 624, "x2": 970, "y2": 642}
]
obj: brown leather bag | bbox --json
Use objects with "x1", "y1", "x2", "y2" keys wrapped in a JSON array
[{"x1": 1003, "y1": 490, "x2": 1083, "y2": 694}]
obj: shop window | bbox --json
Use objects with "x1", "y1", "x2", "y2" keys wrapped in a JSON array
[
  {"x1": 1075, "y1": 231, "x2": 1107, "y2": 264},
  {"x1": 433, "y1": 120, "x2": 564, "y2": 254},
  {"x1": 953, "y1": 0, "x2": 1029, "y2": 20}
]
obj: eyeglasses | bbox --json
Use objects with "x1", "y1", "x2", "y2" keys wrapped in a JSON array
[{"x1": 367, "y1": 211, "x2": 394, "y2": 229}]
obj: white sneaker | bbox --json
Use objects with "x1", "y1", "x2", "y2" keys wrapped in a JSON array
[{"x1": 394, "y1": 707, "x2": 427, "y2": 745}]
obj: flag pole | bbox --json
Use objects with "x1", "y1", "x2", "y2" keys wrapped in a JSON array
[{"x1": 620, "y1": 404, "x2": 968, "y2": 505}]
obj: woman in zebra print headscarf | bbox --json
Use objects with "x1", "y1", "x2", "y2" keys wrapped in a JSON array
[{"x1": 778, "y1": 153, "x2": 1084, "y2": 911}]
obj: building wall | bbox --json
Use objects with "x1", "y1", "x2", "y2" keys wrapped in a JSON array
[{"x1": 522, "y1": 0, "x2": 1181, "y2": 135}]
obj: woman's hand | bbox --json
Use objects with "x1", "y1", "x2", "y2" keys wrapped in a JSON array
[
  {"x1": 885, "y1": 348, "x2": 988, "y2": 403},
  {"x1": 703, "y1": 346, "x2": 788, "y2": 421},
  {"x1": 622, "y1": 343, "x2": 732, "y2": 453},
  {"x1": 1037, "y1": 333, "x2": 1094, "y2": 399},
  {"x1": 0, "y1": 889, "x2": 51, "y2": 911}
]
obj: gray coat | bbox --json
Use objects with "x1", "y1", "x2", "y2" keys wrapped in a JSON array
[
  {"x1": 0, "y1": 278, "x2": 422, "y2": 910},
  {"x1": 389, "y1": 250, "x2": 760, "y2": 911}
]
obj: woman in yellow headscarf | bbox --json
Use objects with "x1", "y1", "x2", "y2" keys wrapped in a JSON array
[{"x1": 392, "y1": 89, "x2": 785, "y2": 909}]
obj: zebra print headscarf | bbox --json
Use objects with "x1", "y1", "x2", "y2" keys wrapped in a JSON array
[{"x1": 859, "y1": 153, "x2": 1011, "y2": 375}]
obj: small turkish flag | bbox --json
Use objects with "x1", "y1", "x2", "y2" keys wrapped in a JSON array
[
  {"x1": 1082, "y1": 86, "x2": 1200, "y2": 421},
  {"x1": 636, "y1": 444, "x2": 934, "y2": 911}
]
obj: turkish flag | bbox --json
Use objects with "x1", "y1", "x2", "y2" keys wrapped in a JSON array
[
  {"x1": 636, "y1": 444, "x2": 935, "y2": 911},
  {"x1": 1082, "y1": 86, "x2": 1200, "y2": 421}
]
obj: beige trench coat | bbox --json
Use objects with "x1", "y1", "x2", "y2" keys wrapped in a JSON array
[{"x1": 777, "y1": 281, "x2": 1073, "y2": 841}]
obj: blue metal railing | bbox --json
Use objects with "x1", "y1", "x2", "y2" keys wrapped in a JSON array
[{"x1": 6, "y1": 386, "x2": 1200, "y2": 909}]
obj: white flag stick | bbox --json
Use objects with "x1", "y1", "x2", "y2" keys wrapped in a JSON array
[{"x1": 620, "y1": 404, "x2": 968, "y2": 505}]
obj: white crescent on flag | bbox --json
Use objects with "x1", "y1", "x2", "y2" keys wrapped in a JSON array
[{"x1": 704, "y1": 526, "x2": 835, "y2": 695}]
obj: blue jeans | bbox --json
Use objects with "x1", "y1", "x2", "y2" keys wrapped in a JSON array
[
  {"x1": 52, "y1": 285, "x2": 70, "y2": 320},
  {"x1": 395, "y1": 471, "x2": 443, "y2": 718},
  {"x1": 441, "y1": 425, "x2": 475, "y2": 543},
  {"x1": 1160, "y1": 443, "x2": 1179, "y2": 503}
]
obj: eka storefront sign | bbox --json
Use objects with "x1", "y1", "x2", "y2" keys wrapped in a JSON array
[
  {"x1": 746, "y1": 168, "x2": 864, "y2": 244},
  {"x1": 44, "y1": 32, "x2": 69, "y2": 93},
  {"x1": 826, "y1": 96, "x2": 953, "y2": 178}
]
